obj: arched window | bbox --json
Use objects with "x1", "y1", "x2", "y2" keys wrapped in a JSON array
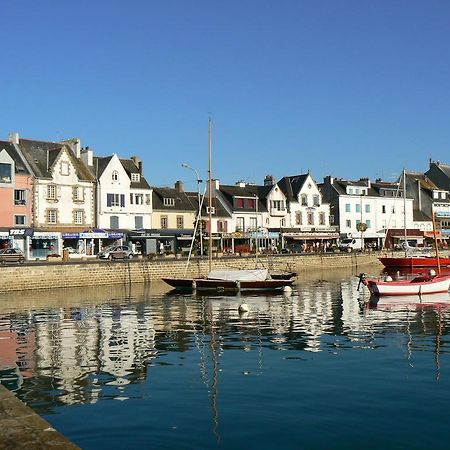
[{"x1": 112, "y1": 170, "x2": 119, "y2": 182}]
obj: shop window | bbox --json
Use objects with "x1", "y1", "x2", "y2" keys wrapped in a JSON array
[
  {"x1": 110, "y1": 215, "x2": 119, "y2": 228},
  {"x1": 135, "y1": 216, "x2": 143, "y2": 229},
  {"x1": 14, "y1": 189, "x2": 26, "y2": 205},
  {"x1": 46, "y1": 209, "x2": 58, "y2": 224},
  {"x1": 14, "y1": 215, "x2": 26, "y2": 225},
  {"x1": 0, "y1": 163, "x2": 12, "y2": 183}
]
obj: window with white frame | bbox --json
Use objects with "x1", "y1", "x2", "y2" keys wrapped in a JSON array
[
  {"x1": 14, "y1": 189, "x2": 26, "y2": 205},
  {"x1": 206, "y1": 206, "x2": 215, "y2": 214},
  {"x1": 110, "y1": 215, "x2": 119, "y2": 228},
  {"x1": 112, "y1": 170, "x2": 119, "y2": 182},
  {"x1": 74, "y1": 210, "x2": 84, "y2": 224},
  {"x1": 73, "y1": 186, "x2": 84, "y2": 202},
  {"x1": 346, "y1": 219, "x2": 351, "y2": 228},
  {"x1": 46, "y1": 209, "x2": 57, "y2": 224},
  {"x1": 249, "y1": 217, "x2": 257, "y2": 231},
  {"x1": 161, "y1": 216, "x2": 168, "y2": 229},
  {"x1": 135, "y1": 216, "x2": 143, "y2": 229},
  {"x1": 307, "y1": 212, "x2": 314, "y2": 225},
  {"x1": 176, "y1": 215, "x2": 184, "y2": 229},
  {"x1": 319, "y1": 212, "x2": 325, "y2": 225},
  {"x1": 295, "y1": 211, "x2": 302, "y2": 225},
  {"x1": 163, "y1": 198, "x2": 175, "y2": 206},
  {"x1": 135, "y1": 194, "x2": 144, "y2": 205},
  {"x1": 236, "y1": 217, "x2": 244, "y2": 231},
  {"x1": 313, "y1": 195, "x2": 320, "y2": 206},
  {"x1": 47, "y1": 184, "x2": 57, "y2": 200},
  {"x1": 301, "y1": 194, "x2": 307, "y2": 206},
  {"x1": 131, "y1": 173, "x2": 140, "y2": 182},
  {"x1": 0, "y1": 163, "x2": 12, "y2": 183}
]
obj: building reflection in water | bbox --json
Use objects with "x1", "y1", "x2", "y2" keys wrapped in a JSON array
[{"x1": 0, "y1": 270, "x2": 449, "y2": 410}]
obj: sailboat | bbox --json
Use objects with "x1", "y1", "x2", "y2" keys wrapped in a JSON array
[
  {"x1": 162, "y1": 119, "x2": 295, "y2": 293},
  {"x1": 379, "y1": 170, "x2": 450, "y2": 268}
]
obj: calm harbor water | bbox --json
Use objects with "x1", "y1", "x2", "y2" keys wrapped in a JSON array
[{"x1": 2, "y1": 267, "x2": 450, "y2": 449}]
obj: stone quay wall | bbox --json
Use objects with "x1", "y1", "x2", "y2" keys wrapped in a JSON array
[{"x1": 0, "y1": 253, "x2": 382, "y2": 294}]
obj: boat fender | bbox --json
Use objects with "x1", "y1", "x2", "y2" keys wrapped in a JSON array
[
  {"x1": 192, "y1": 280, "x2": 197, "y2": 290},
  {"x1": 384, "y1": 275, "x2": 393, "y2": 282}
]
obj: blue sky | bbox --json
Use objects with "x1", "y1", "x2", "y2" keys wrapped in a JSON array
[{"x1": 2, "y1": 0, "x2": 450, "y2": 191}]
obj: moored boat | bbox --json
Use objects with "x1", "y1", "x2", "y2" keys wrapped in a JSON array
[{"x1": 379, "y1": 255, "x2": 450, "y2": 268}]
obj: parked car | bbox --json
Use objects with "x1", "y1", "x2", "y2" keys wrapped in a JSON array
[
  {"x1": 98, "y1": 245, "x2": 134, "y2": 260},
  {"x1": 280, "y1": 243, "x2": 303, "y2": 254},
  {"x1": 338, "y1": 238, "x2": 363, "y2": 252},
  {"x1": 0, "y1": 248, "x2": 25, "y2": 264}
]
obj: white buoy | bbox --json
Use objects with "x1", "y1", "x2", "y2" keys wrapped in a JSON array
[
  {"x1": 238, "y1": 303, "x2": 249, "y2": 313},
  {"x1": 283, "y1": 286, "x2": 292, "y2": 294}
]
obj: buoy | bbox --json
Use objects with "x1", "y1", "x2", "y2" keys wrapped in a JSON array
[
  {"x1": 283, "y1": 286, "x2": 292, "y2": 294},
  {"x1": 238, "y1": 303, "x2": 249, "y2": 313}
]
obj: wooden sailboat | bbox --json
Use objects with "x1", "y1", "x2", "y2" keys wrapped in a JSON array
[{"x1": 162, "y1": 119, "x2": 295, "y2": 293}]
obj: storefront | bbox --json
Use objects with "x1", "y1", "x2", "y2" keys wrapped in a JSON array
[
  {"x1": 29, "y1": 231, "x2": 61, "y2": 260},
  {"x1": 62, "y1": 230, "x2": 124, "y2": 256},
  {"x1": 283, "y1": 228, "x2": 339, "y2": 252}
]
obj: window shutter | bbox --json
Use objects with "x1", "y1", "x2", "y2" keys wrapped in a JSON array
[
  {"x1": 120, "y1": 194, "x2": 125, "y2": 207},
  {"x1": 107, "y1": 193, "x2": 112, "y2": 207},
  {"x1": 224, "y1": 221, "x2": 228, "y2": 232}
]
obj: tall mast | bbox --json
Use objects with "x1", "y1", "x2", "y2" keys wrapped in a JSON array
[
  {"x1": 208, "y1": 117, "x2": 213, "y2": 273},
  {"x1": 403, "y1": 169, "x2": 408, "y2": 256}
]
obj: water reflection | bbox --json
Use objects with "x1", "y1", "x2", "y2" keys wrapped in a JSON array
[{"x1": 1, "y1": 270, "x2": 450, "y2": 417}]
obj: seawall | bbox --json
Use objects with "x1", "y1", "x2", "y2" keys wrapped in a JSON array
[{"x1": 0, "y1": 253, "x2": 382, "y2": 293}]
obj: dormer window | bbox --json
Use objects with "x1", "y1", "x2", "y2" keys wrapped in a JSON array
[
  {"x1": 131, "y1": 173, "x2": 140, "y2": 183},
  {"x1": 206, "y1": 206, "x2": 215, "y2": 214},
  {"x1": 112, "y1": 170, "x2": 119, "y2": 182},
  {"x1": 0, "y1": 163, "x2": 12, "y2": 183},
  {"x1": 163, "y1": 198, "x2": 175, "y2": 206}
]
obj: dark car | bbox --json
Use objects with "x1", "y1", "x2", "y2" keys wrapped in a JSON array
[
  {"x1": 98, "y1": 245, "x2": 134, "y2": 260},
  {"x1": 0, "y1": 248, "x2": 25, "y2": 264}
]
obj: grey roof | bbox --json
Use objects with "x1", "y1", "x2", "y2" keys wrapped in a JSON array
[
  {"x1": 120, "y1": 158, "x2": 151, "y2": 189},
  {"x1": 185, "y1": 191, "x2": 231, "y2": 218},
  {"x1": 152, "y1": 187, "x2": 196, "y2": 212},
  {"x1": 218, "y1": 184, "x2": 267, "y2": 212},
  {"x1": 277, "y1": 174, "x2": 308, "y2": 202},
  {"x1": 413, "y1": 209, "x2": 432, "y2": 222},
  {"x1": 92, "y1": 156, "x2": 113, "y2": 179},
  {"x1": 0, "y1": 141, "x2": 30, "y2": 175},
  {"x1": 17, "y1": 138, "x2": 93, "y2": 181}
]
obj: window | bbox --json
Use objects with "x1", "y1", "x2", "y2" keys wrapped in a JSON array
[
  {"x1": 130, "y1": 193, "x2": 134, "y2": 204},
  {"x1": 14, "y1": 190, "x2": 26, "y2": 205},
  {"x1": 301, "y1": 194, "x2": 308, "y2": 206},
  {"x1": 348, "y1": 188, "x2": 353, "y2": 195},
  {"x1": 176, "y1": 215, "x2": 184, "y2": 229},
  {"x1": 73, "y1": 186, "x2": 84, "y2": 202},
  {"x1": 135, "y1": 216, "x2": 143, "y2": 229},
  {"x1": 295, "y1": 211, "x2": 302, "y2": 225},
  {"x1": 145, "y1": 194, "x2": 151, "y2": 205},
  {"x1": 271, "y1": 200, "x2": 284, "y2": 211},
  {"x1": 217, "y1": 221, "x2": 227, "y2": 232},
  {"x1": 345, "y1": 203, "x2": 351, "y2": 213},
  {"x1": 281, "y1": 218, "x2": 286, "y2": 227},
  {"x1": 366, "y1": 219, "x2": 371, "y2": 228},
  {"x1": 382, "y1": 205, "x2": 386, "y2": 214},
  {"x1": 47, "y1": 184, "x2": 57, "y2": 200},
  {"x1": 319, "y1": 212, "x2": 325, "y2": 225},
  {"x1": 163, "y1": 198, "x2": 175, "y2": 206},
  {"x1": 110, "y1": 215, "x2": 119, "y2": 228},
  {"x1": 112, "y1": 170, "x2": 119, "y2": 182},
  {"x1": 365, "y1": 204, "x2": 370, "y2": 213},
  {"x1": 355, "y1": 188, "x2": 360, "y2": 195},
  {"x1": 313, "y1": 195, "x2": 320, "y2": 207},
  {"x1": 307, "y1": 212, "x2": 314, "y2": 225},
  {"x1": 249, "y1": 217, "x2": 257, "y2": 230},
  {"x1": 355, "y1": 204, "x2": 361, "y2": 213},
  {"x1": 135, "y1": 194, "x2": 144, "y2": 205},
  {"x1": 206, "y1": 206, "x2": 215, "y2": 214},
  {"x1": 246, "y1": 198, "x2": 256, "y2": 209},
  {"x1": 236, "y1": 198, "x2": 245, "y2": 209},
  {"x1": 346, "y1": 219, "x2": 351, "y2": 228},
  {"x1": 14, "y1": 215, "x2": 26, "y2": 225},
  {"x1": 60, "y1": 161, "x2": 69, "y2": 176},
  {"x1": 74, "y1": 210, "x2": 84, "y2": 225},
  {"x1": 46, "y1": 209, "x2": 57, "y2": 224},
  {"x1": 356, "y1": 219, "x2": 361, "y2": 226},
  {"x1": 392, "y1": 206, "x2": 396, "y2": 214},
  {"x1": 0, "y1": 163, "x2": 12, "y2": 183},
  {"x1": 161, "y1": 216, "x2": 168, "y2": 229},
  {"x1": 330, "y1": 214, "x2": 334, "y2": 224},
  {"x1": 107, "y1": 193, "x2": 125, "y2": 207},
  {"x1": 131, "y1": 173, "x2": 140, "y2": 182},
  {"x1": 236, "y1": 217, "x2": 244, "y2": 231},
  {"x1": 433, "y1": 191, "x2": 439, "y2": 199}
]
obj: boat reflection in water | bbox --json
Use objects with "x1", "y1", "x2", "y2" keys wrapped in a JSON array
[{"x1": 363, "y1": 292, "x2": 450, "y2": 309}]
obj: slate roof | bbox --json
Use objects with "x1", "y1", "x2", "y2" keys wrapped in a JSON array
[
  {"x1": 152, "y1": 187, "x2": 196, "y2": 211},
  {"x1": 92, "y1": 156, "x2": 113, "y2": 179},
  {"x1": 17, "y1": 138, "x2": 93, "y2": 181},
  {"x1": 120, "y1": 158, "x2": 151, "y2": 189},
  {"x1": 0, "y1": 140, "x2": 30, "y2": 175},
  {"x1": 218, "y1": 184, "x2": 267, "y2": 212},
  {"x1": 185, "y1": 191, "x2": 231, "y2": 217}
]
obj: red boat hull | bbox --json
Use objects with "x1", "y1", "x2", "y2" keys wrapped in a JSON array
[{"x1": 379, "y1": 256, "x2": 450, "y2": 268}]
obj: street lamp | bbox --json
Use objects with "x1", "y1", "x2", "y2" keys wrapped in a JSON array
[{"x1": 181, "y1": 163, "x2": 203, "y2": 256}]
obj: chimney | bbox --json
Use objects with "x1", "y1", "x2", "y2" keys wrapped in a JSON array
[
  {"x1": 81, "y1": 147, "x2": 93, "y2": 166},
  {"x1": 236, "y1": 181, "x2": 246, "y2": 187},
  {"x1": 175, "y1": 180, "x2": 184, "y2": 192},
  {"x1": 131, "y1": 156, "x2": 143, "y2": 174},
  {"x1": 264, "y1": 175, "x2": 276, "y2": 186},
  {"x1": 8, "y1": 132, "x2": 19, "y2": 144},
  {"x1": 324, "y1": 175, "x2": 334, "y2": 185},
  {"x1": 417, "y1": 179, "x2": 422, "y2": 211}
]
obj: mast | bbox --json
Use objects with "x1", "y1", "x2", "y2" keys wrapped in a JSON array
[
  {"x1": 431, "y1": 203, "x2": 441, "y2": 274},
  {"x1": 403, "y1": 169, "x2": 408, "y2": 256},
  {"x1": 208, "y1": 117, "x2": 213, "y2": 273}
]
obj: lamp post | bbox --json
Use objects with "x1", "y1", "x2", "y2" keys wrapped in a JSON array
[{"x1": 181, "y1": 163, "x2": 203, "y2": 256}]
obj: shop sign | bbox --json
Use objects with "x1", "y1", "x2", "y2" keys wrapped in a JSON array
[
  {"x1": 435, "y1": 211, "x2": 450, "y2": 218},
  {"x1": 108, "y1": 232, "x2": 124, "y2": 239},
  {"x1": 33, "y1": 232, "x2": 60, "y2": 239},
  {"x1": 9, "y1": 228, "x2": 33, "y2": 237},
  {"x1": 62, "y1": 233, "x2": 79, "y2": 239},
  {"x1": 80, "y1": 232, "x2": 109, "y2": 239}
]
